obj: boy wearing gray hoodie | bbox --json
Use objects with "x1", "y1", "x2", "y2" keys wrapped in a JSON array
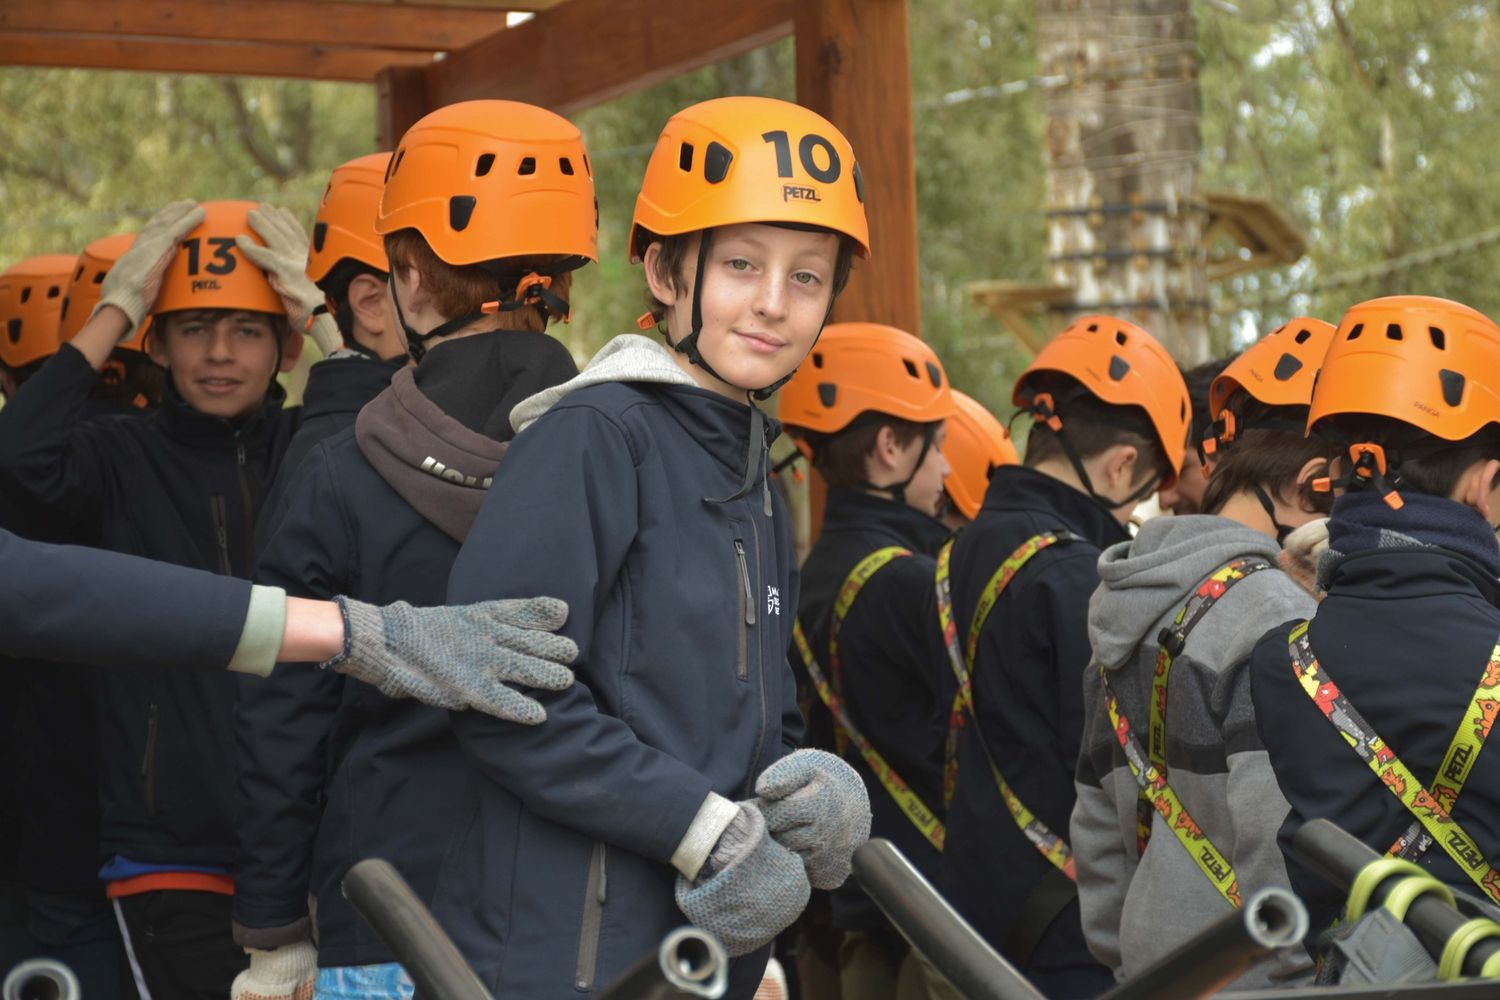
[{"x1": 1071, "y1": 318, "x2": 1339, "y2": 988}]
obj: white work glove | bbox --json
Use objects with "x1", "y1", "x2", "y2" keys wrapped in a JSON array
[
  {"x1": 330, "y1": 596, "x2": 578, "y2": 724},
  {"x1": 1280, "y1": 516, "x2": 1330, "y2": 599},
  {"x1": 95, "y1": 200, "x2": 205, "y2": 333},
  {"x1": 230, "y1": 941, "x2": 316, "y2": 1000},
  {"x1": 236, "y1": 205, "x2": 343, "y2": 357}
]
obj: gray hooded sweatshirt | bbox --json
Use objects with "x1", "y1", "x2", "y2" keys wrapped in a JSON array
[{"x1": 1072, "y1": 515, "x2": 1315, "y2": 989}]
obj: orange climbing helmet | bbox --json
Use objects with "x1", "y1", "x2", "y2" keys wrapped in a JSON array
[
  {"x1": 375, "y1": 100, "x2": 598, "y2": 267},
  {"x1": 1307, "y1": 296, "x2": 1500, "y2": 508},
  {"x1": 307, "y1": 153, "x2": 392, "y2": 286},
  {"x1": 151, "y1": 200, "x2": 285, "y2": 318},
  {"x1": 1013, "y1": 314, "x2": 1191, "y2": 486},
  {"x1": 777, "y1": 323, "x2": 954, "y2": 434},
  {"x1": 943, "y1": 390, "x2": 1019, "y2": 520},
  {"x1": 0, "y1": 253, "x2": 75, "y2": 369},
  {"x1": 1309, "y1": 296, "x2": 1500, "y2": 442},
  {"x1": 629, "y1": 96, "x2": 870, "y2": 261},
  {"x1": 1202, "y1": 316, "x2": 1335, "y2": 465},
  {"x1": 58, "y1": 234, "x2": 152, "y2": 352}
]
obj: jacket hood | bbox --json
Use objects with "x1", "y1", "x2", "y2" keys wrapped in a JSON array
[
  {"x1": 301, "y1": 355, "x2": 405, "y2": 423},
  {"x1": 511, "y1": 334, "x2": 697, "y2": 434},
  {"x1": 355, "y1": 366, "x2": 509, "y2": 543},
  {"x1": 1090, "y1": 514, "x2": 1282, "y2": 670}
]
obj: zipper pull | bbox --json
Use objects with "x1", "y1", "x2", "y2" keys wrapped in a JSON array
[
  {"x1": 236, "y1": 443, "x2": 246, "y2": 466},
  {"x1": 735, "y1": 539, "x2": 756, "y2": 626}
]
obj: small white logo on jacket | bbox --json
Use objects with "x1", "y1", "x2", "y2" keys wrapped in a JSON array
[
  {"x1": 419, "y1": 456, "x2": 493, "y2": 490},
  {"x1": 767, "y1": 586, "x2": 781, "y2": 616}
]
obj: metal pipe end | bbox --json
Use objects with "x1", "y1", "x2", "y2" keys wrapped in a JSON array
[
  {"x1": 3, "y1": 959, "x2": 81, "y2": 1000},
  {"x1": 660, "y1": 926, "x2": 729, "y2": 999},
  {"x1": 1243, "y1": 887, "x2": 1310, "y2": 950}
]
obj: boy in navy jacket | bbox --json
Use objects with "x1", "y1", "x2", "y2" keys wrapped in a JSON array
[{"x1": 432, "y1": 97, "x2": 874, "y2": 999}]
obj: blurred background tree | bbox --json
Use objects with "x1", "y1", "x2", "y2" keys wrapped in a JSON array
[{"x1": 3, "y1": 0, "x2": 1499, "y2": 412}]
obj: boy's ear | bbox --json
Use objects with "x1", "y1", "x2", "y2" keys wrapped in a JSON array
[
  {"x1": 347, "y1": 273, "x2": 387, "y2": 334},
  {"x1": 1294, "y1": 457, "x2": 1330, "y2": 513},
  {"x1": 1102, "y1": 442, "x2": 1141, "y2": 492},
  {"x1": 145, "y1": 325, "x2": 172, "y2": 369},
  {"x1": 1459, "y1": 458, "x2": 1500, "y2": 521},
  {"x1": 642, "y1": 242, "x2": 678, "y2": 308},
  {"x1": 279, "y1": 324, "x2": 306, "y2": 373}
]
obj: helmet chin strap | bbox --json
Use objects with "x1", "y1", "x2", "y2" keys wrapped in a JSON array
[
  {"x1": 1252, "y1": 483, "x2": 1296, "y2": 545},
  {"x1": 390, "y1": 271, "x2": 569, "y2": 364},
  {"x1": 1024, "y1": 392, "x2": 1162, "y2": 512}
]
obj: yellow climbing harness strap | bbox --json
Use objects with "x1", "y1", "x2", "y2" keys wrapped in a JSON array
[
  {"x1": 793, "y1": 547, "x2": 945, "y2": 851},
  {"x1": 1096, "y1": 556, "x2": 1270, "y2": 910},
  {"x1": 1289, "y1": 622, "x2": 1500, "y2": 906},
  {"x1": 934, "y1": 532, "x2": 1077, "y2": 879}
]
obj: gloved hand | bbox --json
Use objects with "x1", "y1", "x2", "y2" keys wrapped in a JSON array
[
  {"x1": 95, "y1": 199, "x2": 205, "y2": 333},
  {"x1": 675, "y1": 801, "x2": 810, "y2": 957},
  {"x1": 755, "y1": 749, "x2": 871, "y2": 889},
  {"x1": 230, "y1": 941, "x2": 316, "y2": 1000},
  {"x1": 1279, "y1": 516, "x2": 1330, "y2": 598},
  {"x1": 330, "y1": 596, "x2": 578, "y2": 724},
  {"x1": 236, "y1": 205, "x2": 343, "y2": 357}
]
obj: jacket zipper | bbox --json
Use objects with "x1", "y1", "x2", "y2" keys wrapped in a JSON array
[
  {"x1": 744, "y1": 516, "x2": 770, "y2": 795},
  {"x1": 210, "y1": 496, "x2": 231, "y2": 576},
  {"x1": 734, "y1": 539, "x2": 754, "y2": 680},
  {"x1": 574, "y1": 842, "x2": 608, "y2": 990},
  {"x1": 141, "y1": 703, "x2": 159, "y2": 818},
  {"x1": 235, "y1": 438, "x2": 255, "y2": 572}
]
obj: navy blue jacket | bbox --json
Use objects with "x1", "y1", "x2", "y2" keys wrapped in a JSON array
[
  {"x1": 434, "y1": 380, "x2": 802, "y2": 999},
  {"x1": 256, "y1": 352, "x2": 403, "y2": 540},
  {"x1": 1250, "y1": 543, "x2": 1500, "y2": 935},
  {"x1": 236, "y1": 428, "x2": 463, "y2": 965},
  {"x1": 794, "y1": 488, "x2": 951, "y2": 931},
  {"x1": 0, "y1": 528, "x2": 253, "y2": 669},
  {"x1": 236, "y1": 331, "x2": 573, "y2": 967},
  {"x1": 938, "y1": 465, "x2": 1124, "y2": 978},
  {"x1": 0, "y1": 343, "x2": 298, "y2": 870}
]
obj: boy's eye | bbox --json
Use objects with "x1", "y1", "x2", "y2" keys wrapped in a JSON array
[
  {"x1": 791, "y1": 271, "x2": 821, "y2": 286},
  {"x1": 726, "y1": 258, "x2": 752, "y2": 271}
]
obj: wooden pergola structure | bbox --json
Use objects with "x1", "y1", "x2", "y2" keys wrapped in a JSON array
[{"x1": 0, "y1": 0, "x2": 921, "y2": 335}]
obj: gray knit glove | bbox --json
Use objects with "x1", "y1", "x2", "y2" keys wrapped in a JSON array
[
  {"x1": 756, "y1": 749, "x2": 872, "y2": 890},
  {"x1": 329, "y1": 597, "x2": 577, "y2": 724},
  {"x1": 675, "y1": 801, "x2": 810, "y2": 957},
  {"x1": 96, "y1": 200, "x2": 205, "y2": 332}
]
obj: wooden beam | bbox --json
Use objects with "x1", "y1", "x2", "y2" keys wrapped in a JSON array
[
  {"x1": 0, "y1": 32, "x2": 433, "y2": 82},
  {"x1": 0, "y1": 0, "x2": 507, "y2": 52},
  {"x1": 425, "y1": 0, "x2": 794, "y2": 114},
  {"x1": 303, "y1": 0, "x2": 566, "y2": 8},
  {"x1": 795, "y1": 0, "x2": 920, "y2": 336},
  {"x1": 377, "y1": 65, "x2": 430, "y2": 150}
]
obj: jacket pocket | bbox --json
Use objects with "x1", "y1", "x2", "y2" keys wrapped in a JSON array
[
  {"x1": 574, "y1": 841, "x2": 608, "y2": 990},
  {"x1": 141, "y1": 702, "x2": 159, "y2": 818},
  {"x1": 733, "y1": 538, "x2": 755, "y2": 681}
]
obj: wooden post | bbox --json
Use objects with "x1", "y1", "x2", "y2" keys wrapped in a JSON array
[
  {"x1": 376, "y1": 65, "x2": 430, "y2": 151},
  {"x1": 795, "y1": 0, "x2": 920, "y2": 336}
]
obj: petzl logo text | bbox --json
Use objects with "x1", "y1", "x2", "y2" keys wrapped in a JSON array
[{"x1": 782, "y1": 185, "x2": 822, "y2": 203}]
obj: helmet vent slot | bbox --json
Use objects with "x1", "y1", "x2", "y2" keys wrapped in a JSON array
[
  {"x1": 18, "y1": 288, "x2": 30, "y2": 304},
  {"x1": 583, "y1": 154, "x2": 592, "y2": 177},
  {"x1": 559, "y1": 157, "x2": 575, "y2": 176},
  {"x1": 6, "y1": 319, "x2": 20, "y2": 344},
  {"x1": 1108, "y1": 354, "x2": 1131, "y2": 381},
  {"x1": 1429, "y1": 326, "x2": 1447, "y2": 350},
  {"x1": 1273, "y1": 352, "x2": 1303, "y2": 382},
  {"x1": 1346, "y1": 322, "x2": 1364, "y2": 340},
  {"x1": 1294, "y1": 327, "x2": 1312, "y2": 344},
  {"x1": 92, "y1": 271, "x2": 105, "y2": 284},
  {"x1": 47, "y1": 286, "x2": 59, "y2": 299},
  {"x1": 1115, "y1": 330, "x2": 1128, "y2": 346},
  {"x1": 817, "y1": 383, "x2": 837, "y2": 408},
  {"x1": 704, "y1": 142, "x2": 733, "y2": 184},
  {"x1": 74, "y1": 266, "x2": 85, "y2": 282},
  {"x1": 312, "y1": 221, "x2": 328, "y2": 253},
  {"x1": 1385, "y1": 323, "x2": 1403, "y2": 341},
  {"x1": 903, "y1": 359, "x2": 919, "y2": 379},
  {"x1": 678, "y1": 142, "x2": 694, "y2": 172},
  {"x1": 926, "y1": 361, "x2": 943, "y2": 388},
  {"x1": 1439, "y1": 369, "x2": 1465, "y2": 407},
  {"x1": 517, "y1": 157, "x2": 537, "y2": 176},
  {"x1": 448, "y1": 195, "x2": 478, "y2": 232},
  {"x1": 853, "y1": 162, "x2": 865, "y2": 203},
  {"x1": 391, "y1": 149, "x2": 405, "y2": 176},
  {"x1": 811, "y1": 351, "x2": 824, "y2": 369},
  {"x1": 475, "y1": 153, "x2": 495, "y2": 177},
  {"x1": 1087, "y1": 322, "x2": 1099, "y2": 332}
]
